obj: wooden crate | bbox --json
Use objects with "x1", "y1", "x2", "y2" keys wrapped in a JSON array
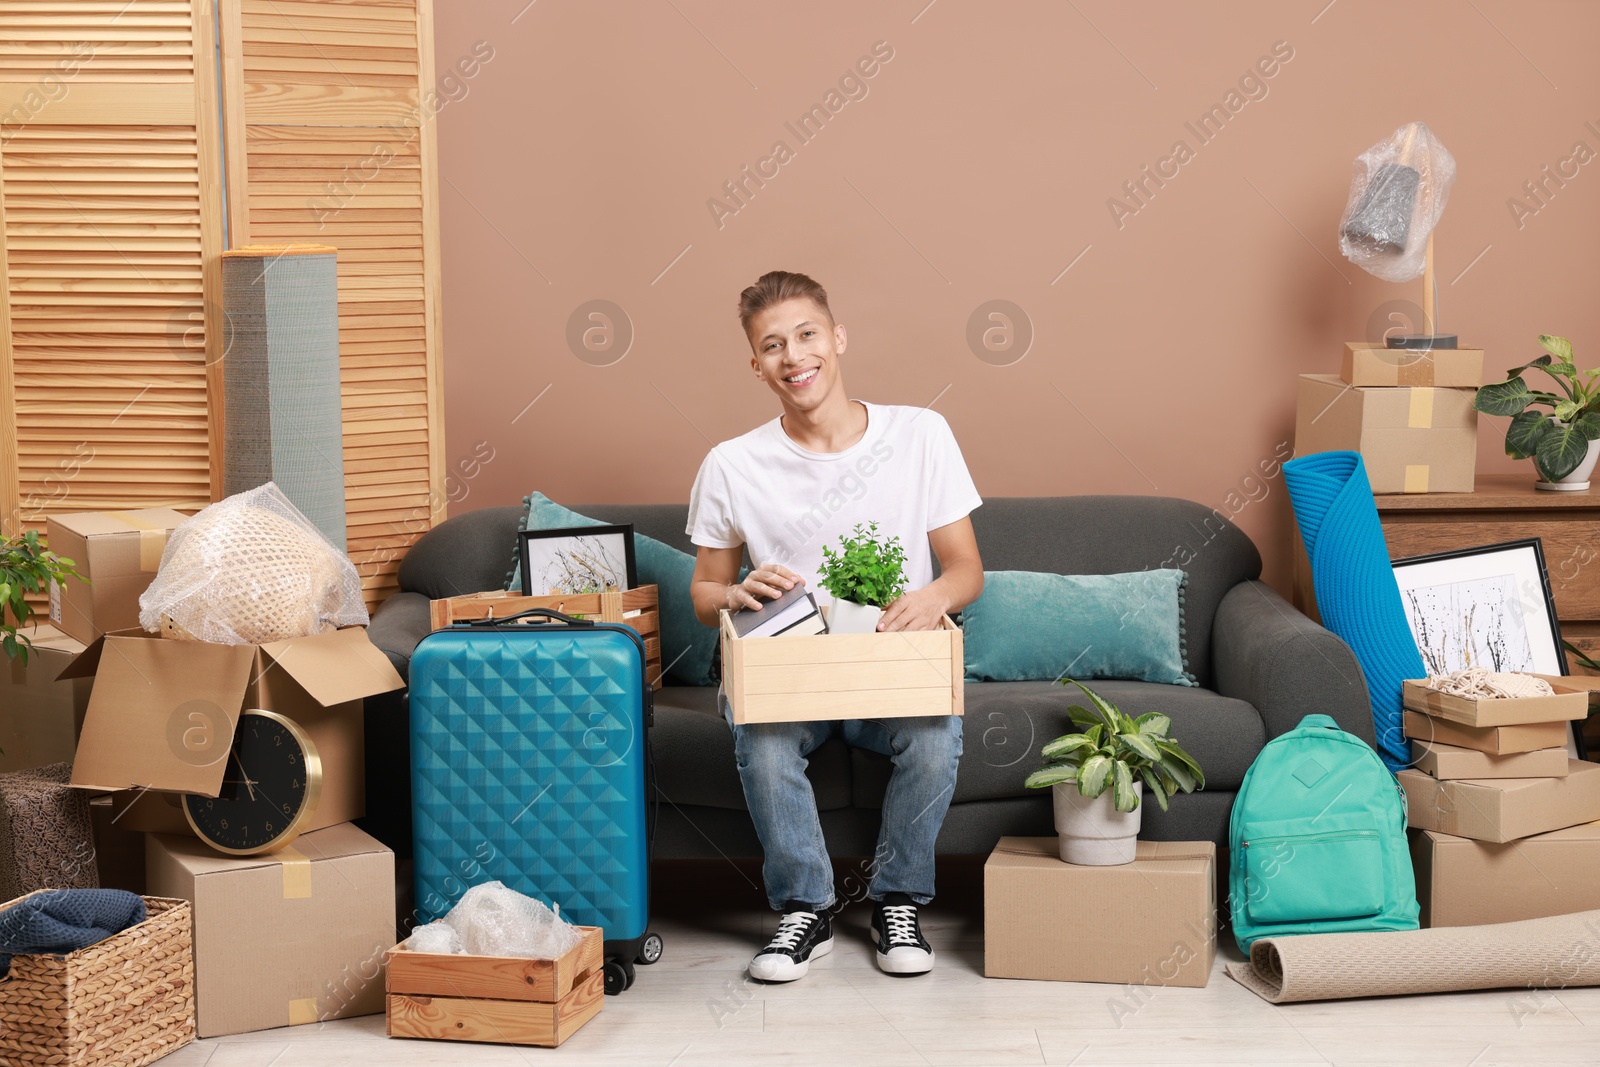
[
  {"x1": 430, "y1": 585, "x2": 664, "y2": 690},
  {"x1": 384, "y1": 925, "x2": 604, "y2": 1048},
  {"x1": 719, "y1": 607, "x2": 964, "y2": 724}
]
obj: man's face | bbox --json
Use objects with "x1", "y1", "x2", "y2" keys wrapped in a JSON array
[{"x1": 746, "y1": 297, "x2": 847, "y2": 410}]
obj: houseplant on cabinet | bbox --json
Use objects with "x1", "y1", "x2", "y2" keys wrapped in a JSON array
[
  {"x1": 1474, "y1": 334, "x2": 1600, "y2": 491},
  {"x1": 1, "y1": 528, "x2": 84, "y2": 665},
  {"x1": 816, "y1": 521, "x2": 907, "y2": 634},
  {"x1": 1024, "y1": 679, "x2": 1205, "y2": 865}
]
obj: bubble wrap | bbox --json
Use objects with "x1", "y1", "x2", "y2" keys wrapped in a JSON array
[
  {"x1": 404, "y1": 921, "x2": 466, "y2": 955},
  {"x1": 1339, "y1": 121, "x2": 1456, "y2": 283},
  {"x1": 442, "y1": 881, "x2": 583, "y2": 959},
  {"x1": 137, "y1": 481, "x2": 368, "y2": 645}
]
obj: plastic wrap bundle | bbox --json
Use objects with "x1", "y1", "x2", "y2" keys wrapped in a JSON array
[
  {"x1": 404, "y1": 920, "x2": 465, "y2": 955},
  {"x1": 442, "y1": 881, "x2": 583, "y2": 959},
  {"x1": 138, "y1": 482, "x2": 368, "y2": 645},
  {"x1": 1339, "y1": 121, "x2": 1456, "y2": 282}
]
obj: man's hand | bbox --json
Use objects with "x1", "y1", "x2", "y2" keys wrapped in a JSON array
[
  {"x1": 876, "y1": 585, "x2": 950, "y2": 632},
  {"x1": 729, "y1": 563, "x2": 805, "y2": 611}
]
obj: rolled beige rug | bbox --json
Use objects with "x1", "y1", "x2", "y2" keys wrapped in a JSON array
[{"x1": 1228, "y1": 909, "x2": 1600, "y2": 1004}]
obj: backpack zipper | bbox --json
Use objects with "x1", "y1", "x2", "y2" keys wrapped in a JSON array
[{"x1": 1241, "y1": 829, "x2": 1379, "y2": 849}]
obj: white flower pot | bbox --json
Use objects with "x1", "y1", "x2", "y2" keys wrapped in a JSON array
[
  {"x1": 1053, "y1": 781, "x2": 1141, "y2": 866},
  {"x1": 1535, "y1": 433, "x2": 1600, "y2": 492},
  {"x1": 826, "y1": 598, "x2": 882, "y2": 634}
]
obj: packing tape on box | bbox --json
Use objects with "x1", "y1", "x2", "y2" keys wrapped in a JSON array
[
  {"x1": 1404, "y1": 465, "x2": 1431, "y2": 493},
  {"x1": 287, "y1": 998, "x2": 319, "y2": 1026},
  {"x1": 1407, "y1": 388, "x2": 1436, "y2": 429},
  {"x1": 1395, "y1": 357, "x2": 1434, "y2": 387},
  {"x1": 108, "y1": 511, "x2": 169, "y2": 572},
  {"x1": 278, "y1": 845, "x2": 312, "y2": 899}
]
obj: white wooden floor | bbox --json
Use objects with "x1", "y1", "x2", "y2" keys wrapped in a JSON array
[{"x1": 157, "y1": 859, "x2": 1600, "y2": 1067}]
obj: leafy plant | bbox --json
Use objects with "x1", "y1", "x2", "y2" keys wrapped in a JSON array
[
  {"x1": 1475, "y1": 334, "x2": 1600, "y2": 482},
  {"x1": 1024, "y1": 679, "x2": 1205, "y2": 813},
  {"x1": 1, "y1": 529, "x2": 85, "y2": 665},
  {"x1": 817, "y1": 521, "x2": 907, "y2": 609}
]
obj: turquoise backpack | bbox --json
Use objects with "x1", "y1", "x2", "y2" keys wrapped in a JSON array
[{"x1": 1229, "y1": 714, "x2": 1420, "y2": 951}]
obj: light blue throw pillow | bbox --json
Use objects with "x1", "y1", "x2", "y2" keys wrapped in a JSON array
[
  {"x1": 961, "y1": 569, "x2": 1195, "y2": 686},
  {"x1": 506, "y1": 493, "x2": 742, "y2": 688}
]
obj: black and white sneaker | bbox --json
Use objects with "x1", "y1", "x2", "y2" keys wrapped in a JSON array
[
  {"x1": 747, "y1": 903, "x2": 833, "y2": 982},
  {"x1": 871, "y1": 893, "x2": 934, "y2": 975}
]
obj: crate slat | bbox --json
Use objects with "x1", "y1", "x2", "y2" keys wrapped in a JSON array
[{"x1": 385, "y1": 969, "x2": 604, "y2": 1047}]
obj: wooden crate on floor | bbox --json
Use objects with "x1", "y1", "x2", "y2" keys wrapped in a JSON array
[
  {"x1": 429, "y1": 585, "x2": 664, "y2": 690},
  {"x1": 384, "y1": 925, "x2": 604, "y2": 1048},
  {"x1": 719, "y1": 606, "x2": 964, "y2": 724}
]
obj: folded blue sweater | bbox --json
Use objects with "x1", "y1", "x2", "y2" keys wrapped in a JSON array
[{"x1": 0, "y1": 889, "x2": 147, "y2": 976}]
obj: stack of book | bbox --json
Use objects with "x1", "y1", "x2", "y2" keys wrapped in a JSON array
[{"x1": 729, "y1": 584, "x2": 827, "y2": 639}]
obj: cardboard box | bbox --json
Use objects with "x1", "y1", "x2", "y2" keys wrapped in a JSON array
[
  {"x1": 88, "y1": 794, "x2": 146, "y2": 893},
  {"x1": 64, "y1": 627, "x2": 403, "y2": 836},
  {"x1": 1293, "y1": 374, "x2": 1477, "y2": 494},
  {"x1": 145, "y1": 821, "x2": 395, "y2": 1038},
  {"x1": 46, "y1": 509, "x2": 186, "y2": 644},
  {"x1": 1403, "y1": 710, "x2": 1571, "y2": 756},
  {"x1": 1403, "y1": 679, "x2": 1589, "y2": 728},
  {"x1": 0, "y1": 623, "x2": 89, "y2": 773},
  {"x1": 1414, "y1": 741, "x2": 1570, "y2": 780},
  {"x1": 718, "y1": 606, "x2": 964, "y2": 725},
  {"x1": 1412, "y1": 822, "x2": 1600, "y2": 927},
  {"x1": 385, "y1": 926, "x2": 604, "y2": 1048},
  {"x1": 1341, "y1": 342, "x2": 1484, "y2": 388},
  {"x1": 1399, "y1": 761, "x2": 1600, "y2": 843},
  {"x1": 984, "y1": 837, "x2": 1215, "y2": 988}
]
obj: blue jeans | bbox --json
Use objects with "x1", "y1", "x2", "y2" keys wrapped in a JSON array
[{"x1": 717, "y1": 686, "x2": 963, "y2": 910}]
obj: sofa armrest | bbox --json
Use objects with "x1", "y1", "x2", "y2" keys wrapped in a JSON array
[
  {"x1": 1212, "y1": 580, "x2": 1374, "y2": 744},
  {"x1": 367, "y1": 590, "x2": 432, "y2": 684}
]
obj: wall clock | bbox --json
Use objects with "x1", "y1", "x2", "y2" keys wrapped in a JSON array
[{"x1": 183, "y1": 709, "x2": 322, "y2": 855}]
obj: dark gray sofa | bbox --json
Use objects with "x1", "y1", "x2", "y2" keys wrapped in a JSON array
[{"x1": 362, "y1": 496, "x2": 1373, "y2": 864}]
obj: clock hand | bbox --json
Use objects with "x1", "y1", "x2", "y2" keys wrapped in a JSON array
[{"x1": 230, "y1": 752, "x2": 258, "y2": 802}]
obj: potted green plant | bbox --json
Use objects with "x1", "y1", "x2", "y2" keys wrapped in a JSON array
[
  {"x1": 1024, "y1": 679, "x2": 1204, "y2": 865},
  {"x1": 816, "y1": 521, "x2": 907, "y2": 634},
  {"x1": 1474, "y1": 334, "x2": 1600, "y2": 491},
  {"x1": 1, "y1": 528, "x2": 85, "y2": 665}
]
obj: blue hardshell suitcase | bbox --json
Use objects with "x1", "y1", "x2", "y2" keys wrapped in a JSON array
[{"x1": 408, "y1": 607, "x2": 661, "y2": 993}]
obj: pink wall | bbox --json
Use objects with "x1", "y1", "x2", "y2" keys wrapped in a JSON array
[{"x1": 431, "y1": 0, "x2": 1600, "y2": 591}]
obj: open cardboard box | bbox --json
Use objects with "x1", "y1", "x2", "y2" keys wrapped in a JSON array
[
  {"x1": 61, "y1": 626, "x2": 403, "y2": 834},
  {"x1": 1402, "y1": 679, "x2": 1589, "y2": 728},
  {"x1": 718, "y1": 606, "x2": 963, "y2": 725}
]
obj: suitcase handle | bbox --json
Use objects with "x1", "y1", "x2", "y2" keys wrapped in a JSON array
[{"x1": 458, "y1": 607, "x2": 596, "y2": 628}]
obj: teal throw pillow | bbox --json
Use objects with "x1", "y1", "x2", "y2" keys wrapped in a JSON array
[
  {"x1": 506, "y1": 492, "x2": 741, "y2": 688},
  {"x1": 961, "y1": 569, "x2": 1195, "y2": 686}
]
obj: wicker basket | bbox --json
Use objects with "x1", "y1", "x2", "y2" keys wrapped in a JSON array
[{"x1": 0, "y1": 893, "x2": 196, "y2": 1067}]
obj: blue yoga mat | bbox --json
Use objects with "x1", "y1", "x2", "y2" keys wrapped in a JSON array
[{"x1": 1283, "y1": 451, "x2": 1421, "y2": 771}]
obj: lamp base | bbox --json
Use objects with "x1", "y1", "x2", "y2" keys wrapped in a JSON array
[{"x1": 1386, "y1": 333, "x2": 1459, "y2": 350}]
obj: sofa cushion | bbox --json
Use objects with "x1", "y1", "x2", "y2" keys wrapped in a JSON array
[
  {"x1": 649, "y1": 687, "x2": 853, "y2": 812},
  {"x1": 850, "y1": 680, "x2": 1266, "y2": 808},
  {"x1": 961, "y1": 568, "x2": 1195, "y2": 686}
]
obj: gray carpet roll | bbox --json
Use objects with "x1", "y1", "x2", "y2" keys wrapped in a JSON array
[{"x1": 1227, "y1": 909, "x2": 1600, "y2": 1003}]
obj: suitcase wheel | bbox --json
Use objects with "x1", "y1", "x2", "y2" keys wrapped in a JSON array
[
  {"x1": 636, "y1": 932, "x2": 663, "y2": 965},
  {"x1": 603, "y1": 959, "x2": 636, "y2": 995}
]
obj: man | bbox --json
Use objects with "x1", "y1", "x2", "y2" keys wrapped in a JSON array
[{"x1": 687, "y1": 270, "x2": 984, "y2": 982}]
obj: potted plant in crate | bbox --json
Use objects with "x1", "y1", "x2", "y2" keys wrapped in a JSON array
[
  {"x1": 1, "y1": 528, "x2": 84, "y2": 664},
  {"x1": 1024, "y1": 679, "x2": 1204, "y2": 866},
  {"x1": 817, "y1": 521, "x2": 907, "y2": 634},
  {"x1": 1474, "y1": 334, "x2": 1600, "y2": 491}
]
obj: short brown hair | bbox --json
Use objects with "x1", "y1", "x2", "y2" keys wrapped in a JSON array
[{"x1": 737, "y1": 270, "x2": 832, "y2": 337}]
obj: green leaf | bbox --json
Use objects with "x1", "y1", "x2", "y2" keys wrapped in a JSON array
[
  {"x1": 1065, "y1": 704, "x2": 1100, "y2": 728},
  {"x1": 1133, "y1": 711, "x2": 1172, "y2": 738},
  {"x1": 1556, "y1": 399, "x2": 1582, "y2": 422},
  {"x1": 1540, "y1": 334, "x2": 1574, "y2": 362},
  {"x1": 1024, "y1": 764, "x2": 1080, "y2": 789},
  {"x1": 1066, "y1": 679, "x2": 1122, "y2": 726},
  {"x1": 1475, "y1": 376, "x2": 1535, "y2": 417},
  {"x1": 1535, "y1": 418, "x2": 1596, "y2": 481},
  {"x1": 1575, "y1": 412, "x2": 1600, "y2": 441},
  {"x1": 1077, "y1": 754, "x2": 1113, "y2": 798},
  {"x1": 1139, "y1": 766, "x2": 1171, "y2": 812},
  {"x1": 1111, "y1": 760, "x2": 1139, "y2": 813},
  {"x1": 1158, "y1": 756, "x2": 1197, "y2": 793},
  {"x1": 1118, "y1": 731, "x2": 1162, "y2": 762},
  {"x1": 1505, "y1": 409, "x2": 1551, "y2": 459},
  {"x1": 1039, "y1": 734, "x2": 1096, "y2": 761}
]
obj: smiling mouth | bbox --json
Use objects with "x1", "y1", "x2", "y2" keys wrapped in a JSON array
[{"x1": 783, "y1": 368, "x2": 818, "y2": 385}]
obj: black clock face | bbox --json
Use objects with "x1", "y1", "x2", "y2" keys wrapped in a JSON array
[{"x1": 184, "y1": 711, "x2": 320, "y2": 855}]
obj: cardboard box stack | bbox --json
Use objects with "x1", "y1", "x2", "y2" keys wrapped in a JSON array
[
  {"x1": 1398, "y1": 677, "x2": 1600, "y2": 925},
  {"x1": 984, "y1": 837, "x2": 1216, "y2": 988},
  {"x1": 1293, "y1": 343, "x2": 1483, "y2": 494}
]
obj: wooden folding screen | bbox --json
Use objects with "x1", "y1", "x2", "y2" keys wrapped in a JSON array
[{"x1": 0, "y1": 0, "x2": 444, "y2": 613}]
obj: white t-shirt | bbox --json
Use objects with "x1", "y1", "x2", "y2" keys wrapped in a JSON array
[{"x1": 686, "y1": 399, "x2": 982, "y2": 606}]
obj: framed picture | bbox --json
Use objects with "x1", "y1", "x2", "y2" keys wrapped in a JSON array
[
  {"x1": 517, "y1": 524, "x2": 637, "y2": 596},
  {"x1": 1391, "y1": 538, "x2": 1584, "y2": 757}
]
